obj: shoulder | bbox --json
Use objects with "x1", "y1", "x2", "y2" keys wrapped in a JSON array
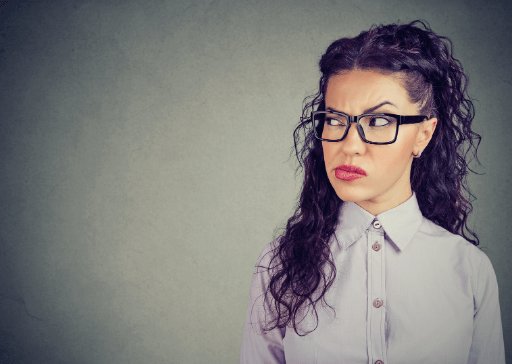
[
  {"x1": 414, "y1": 218, "x2": 500, "y2": 310},
  {"x1": 416, "y1": 217, "x2": 494, "y2": 278},
  {"x1": 250, "y1": 239, "x2": 282, "y2": 283},
  {"x1": 418, "y1": 217, "x2": 483, "y2": 254}
]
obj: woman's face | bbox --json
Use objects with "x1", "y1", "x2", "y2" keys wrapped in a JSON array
[{"x1": 322, "y1": 69, "x2": 436, "y2": 215}]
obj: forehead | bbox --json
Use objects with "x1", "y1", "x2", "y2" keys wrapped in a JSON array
[{"x1": 325, "y1": 70, "x2": 416, "y2": 115}]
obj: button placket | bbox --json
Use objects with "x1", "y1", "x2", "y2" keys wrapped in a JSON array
[{"x1": 367, "y1": 222, "x2": 387, "y2": 364}]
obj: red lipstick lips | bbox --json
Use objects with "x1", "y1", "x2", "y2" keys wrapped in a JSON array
[{"x1": 335, "y1": 165, "x2": 367, "y2": 181}]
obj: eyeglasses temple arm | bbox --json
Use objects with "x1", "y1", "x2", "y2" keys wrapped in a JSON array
[{"x1": 400, "y1": 116, "x2": 428, "y2": 125}]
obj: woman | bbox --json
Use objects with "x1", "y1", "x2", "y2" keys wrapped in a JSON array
[{"x1": 239, "y1": 21, "x2": 505, "y2": 363}]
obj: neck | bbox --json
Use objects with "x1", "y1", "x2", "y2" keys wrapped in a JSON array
[{"x1": 356, "y1": 186, "x2": 413, "y2": 216}]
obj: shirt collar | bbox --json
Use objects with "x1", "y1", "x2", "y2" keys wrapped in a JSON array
[{"x1": 334, "y1": 193, "x2": 424, "y2": 251}]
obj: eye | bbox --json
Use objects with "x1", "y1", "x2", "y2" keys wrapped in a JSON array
[
  {"x1": 326, "y1": 117, "x2": 347, "y2": 126},
  {"x1": 369, "y1": 116, "x2": 391, "y2": 127}
]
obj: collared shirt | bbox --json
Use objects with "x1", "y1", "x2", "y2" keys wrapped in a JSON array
[{"x1": 240, "y1": 193, "x2": 505, "y2": 364}]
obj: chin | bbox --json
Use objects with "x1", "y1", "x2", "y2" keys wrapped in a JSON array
[{"x1": 331, "y1": 184, "x2": 374, "y2": 204}]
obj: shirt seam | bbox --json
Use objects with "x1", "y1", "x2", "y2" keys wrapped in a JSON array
[{"x1": 474, "y1": 253, "x2": 483, "y2": 317}]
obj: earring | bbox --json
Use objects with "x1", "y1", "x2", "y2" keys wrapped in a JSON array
[{"x1": 414, "y1": 150, "x2": 422, "y2": 158}]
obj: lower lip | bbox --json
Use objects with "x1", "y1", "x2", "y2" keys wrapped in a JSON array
[{"x1": 335, "y1": 169, "x2": 366, "y2": 181}]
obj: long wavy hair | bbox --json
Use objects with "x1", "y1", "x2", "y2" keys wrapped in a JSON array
[{"x1": 262, "y1": 20, "x2": 481, "y2": 336}]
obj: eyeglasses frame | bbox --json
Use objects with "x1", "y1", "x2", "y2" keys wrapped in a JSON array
[{"x1": 312, "y1": 110, "x2": 428, "y2": 145}]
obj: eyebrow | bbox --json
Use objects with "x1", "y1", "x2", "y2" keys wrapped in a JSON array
[{"x1": 326, "y1": 101, "x2": 398, "y2": 114}]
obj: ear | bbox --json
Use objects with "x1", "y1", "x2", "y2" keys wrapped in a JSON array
[{"x1": 414, "y1": 118, "x2": 437, "y2": 155}]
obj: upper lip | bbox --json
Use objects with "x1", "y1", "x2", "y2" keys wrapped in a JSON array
[{"x1": 335, "y1": 164, "x2": 367, "y2": 176}]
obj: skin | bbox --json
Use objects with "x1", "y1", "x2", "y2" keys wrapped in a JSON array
[{"x1": 323, "y1": 69, "x2": 437, "y2": 216}]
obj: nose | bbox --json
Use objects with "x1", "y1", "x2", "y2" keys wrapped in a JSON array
[{"x1": 339, "y1": 122, "x2": 367, "y2": 155}]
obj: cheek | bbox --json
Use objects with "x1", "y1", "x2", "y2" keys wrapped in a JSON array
[
  {"x1": 369, "y1": 141, "x2": 413, "y2": 176},
  {"x1": 322, "y1": 142, "x2": 338, "y2": 166}
]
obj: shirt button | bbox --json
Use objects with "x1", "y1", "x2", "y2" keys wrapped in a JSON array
[
  {"x1": 375, "y1": 361, "x2": 384, "y2": 364},
  {"x1": 373, "y1": 299, "x2": 383, "y2": 308},
  {"x1": 373, "y1": 220, "x2": 381, "y2": 229},
  {"x1": 372, "y1": 242, "x2": 381, "y2": 251}
]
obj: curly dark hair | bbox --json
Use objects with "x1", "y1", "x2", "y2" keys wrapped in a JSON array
[{"x1": 262, "y1": 20, "x2": 481, "y2": 336}]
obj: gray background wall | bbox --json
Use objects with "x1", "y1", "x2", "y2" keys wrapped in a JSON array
[{"x1": 0, "y1": 0, "x2": 510, "y2": 363}]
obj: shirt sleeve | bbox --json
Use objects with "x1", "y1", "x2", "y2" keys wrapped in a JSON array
[
  {"x1": 467, "y1": 253, "x2": 505, "y2": 364},
  {"x1": 239, "y1": 243, "x2": 286, "y2": 364}
]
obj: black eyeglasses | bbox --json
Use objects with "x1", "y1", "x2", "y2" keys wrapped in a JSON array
[{"x1": 312, "y1": 111, "x2": 427, "y2": 145}]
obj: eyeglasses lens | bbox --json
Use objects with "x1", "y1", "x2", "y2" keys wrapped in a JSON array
[{"x1": 313, "y1": 112, "x2": 398, "y2": 143}]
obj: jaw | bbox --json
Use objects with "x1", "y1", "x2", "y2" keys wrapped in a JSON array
[{"x1": 353, "y1": 160, "x2": 413, "y2": 216}]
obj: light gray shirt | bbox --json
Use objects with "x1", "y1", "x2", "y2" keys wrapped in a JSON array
[{"x1": 240, "y1": 193, "x2": 505, "y2": 364}]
